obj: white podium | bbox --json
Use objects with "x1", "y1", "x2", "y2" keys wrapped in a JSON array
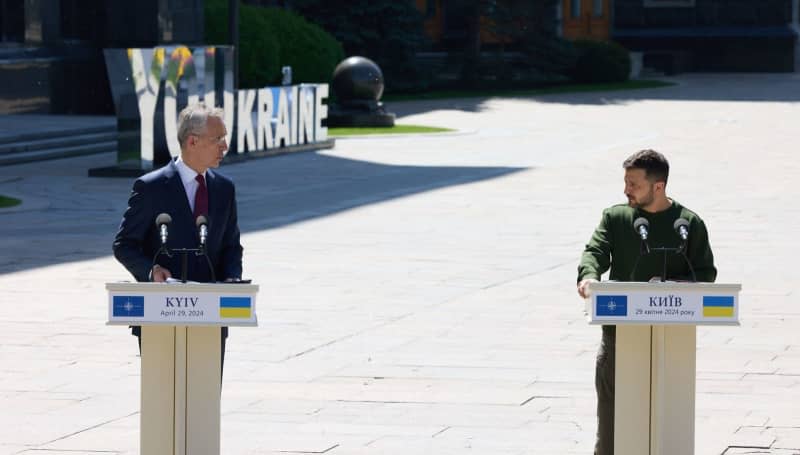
[
  {"x1": 586, "y1": 281, "x2": 741, "y2": 455},
  {"x1": 107, "y1": 281, "x2": 259, "y2": 455}
]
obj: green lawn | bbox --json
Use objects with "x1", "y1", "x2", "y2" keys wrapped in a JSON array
[
  {"x1": 0, "y1": 195, "x2": 21, "y2": 208},
  {"x1": 329, "y1": 125, "x2": 454, "y2": 137},
  {"x1": 383, "y1": 80, "x2": 674, "y2": 102}
]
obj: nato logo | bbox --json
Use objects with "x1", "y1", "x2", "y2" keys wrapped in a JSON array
[
  {"x1": 596, "y1": 295, "x2": 628, "y2": 317},
  {"x1": 113, "y1": 296, "x2": 145, "y2": 317}
]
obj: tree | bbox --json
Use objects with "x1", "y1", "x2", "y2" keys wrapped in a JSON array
[
  {"x1": 205, "y1": 0, "x2": 344, "y2": 88},
  {"x1": 444, "y1": 0, "x2": 484, "y2": 87},
  {"x1": 288, "y1": 0, "x2": 429, "y2": 92},
  {"x1": 448, "y1": 0, "x2": 573, "y2": 87}
]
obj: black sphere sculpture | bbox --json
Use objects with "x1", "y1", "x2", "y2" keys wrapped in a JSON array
[
  {"x1": 332, "y1": 56, "x2": 385, "y2": 101},
  {"x1": 328, "y1": 56, "x2": 395, "y2": 127}
]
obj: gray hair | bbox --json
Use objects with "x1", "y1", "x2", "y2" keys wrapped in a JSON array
[{"x1": 177, "y1": 103, "x2": 225, "y2": 148}]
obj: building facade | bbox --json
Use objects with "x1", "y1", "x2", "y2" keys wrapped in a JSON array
[
  {"x1": 560, "y1": 0, "x2": 613, "y2": 41},
  {"x1": 2, "y1": 0, "x2": 798, "y2": 116},
  {"x1": 560, "y1": 0, "x2": 799, "y2": 73},
  {"x1": 614, "y1": 0, "x2": 798, "y2": 72},
  {"x1": 415, "y1": 0, "x2": 798, "y2": 74},
  {"x1": 0, "y1": 0, "x2": 205, "y2": 115}
]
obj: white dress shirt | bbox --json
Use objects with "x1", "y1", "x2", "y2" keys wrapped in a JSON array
[{"x1": 175, "y1": 157, "x2": 206, "y2": 213}]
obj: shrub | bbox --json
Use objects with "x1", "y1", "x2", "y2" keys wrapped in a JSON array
[
  {"x1": 205, "y1": 1, "x2": 344, "y2": 88},
  {"x1": 290, "y1": 0, "x2": 429, "y2": 93},
  {"x1": 260, "y1": 7, "x2": 344, "y2": 86},
  {"x1": 570, "y1": 39, "x2": 631, "y2": 84}
]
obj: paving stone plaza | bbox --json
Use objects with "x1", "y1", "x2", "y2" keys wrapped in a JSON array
[{"x1": 0, "y1": 74, "x2": 799, "y2": 454}]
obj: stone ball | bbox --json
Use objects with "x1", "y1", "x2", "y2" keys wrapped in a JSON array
[{"x1": 331, "y1": 56, "x2": 385, "y2": 102}]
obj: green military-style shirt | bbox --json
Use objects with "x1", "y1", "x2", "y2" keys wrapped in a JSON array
[{"x1": 578, "y1": 200, "x2": 717, "y2": 283}]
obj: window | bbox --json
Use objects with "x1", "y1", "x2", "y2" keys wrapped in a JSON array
[
  {"x1": 571, "y1": 0, "x2": 581, "y2": 18},
  {"x1": 593, "y1": 0, "x2": 603, "y2": 17},
  {"x1": 644, "y1": 0, "x2": 695, "y2": 7},
  {"x1": 426, "y1": 0, "x2": 436, "y2": 18}
]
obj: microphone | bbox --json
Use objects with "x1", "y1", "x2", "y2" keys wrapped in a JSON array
[
  {"x1": 633, "y1": 217, "x2": 649, "y2": 241},
  {"x1": 155, "y1": 213, "x2": 172, "y2": 245},
  {"x1": 630, "y1": 217, "x2": 651, "y2": 280},
  {"x1": 196, "y1": 215, "x2": 209, "y2": 247},
  {"x1": 673, "y1": 218, "x2": 695, "y2": 280},
  {"x1": 151, "y1": 213, "x2": 173, "y2": 280},
  {"x1": 674, "y1": 218, "x2": 690, "y2": 242},
  {"x1": 195, "y1": 215, "x2": 216, "y2": 282}
]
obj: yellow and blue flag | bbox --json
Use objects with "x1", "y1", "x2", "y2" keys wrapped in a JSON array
[
  {"x1": 219, "y1": 296, "x2": 252, "y2": 318},
  {"x1": 703, "y1": 296, "x2": 734, "y2": 317}
]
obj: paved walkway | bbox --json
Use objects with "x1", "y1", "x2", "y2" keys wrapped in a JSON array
[{"x1": 0, "y1": 73, "x2": 799, "y2": 454}]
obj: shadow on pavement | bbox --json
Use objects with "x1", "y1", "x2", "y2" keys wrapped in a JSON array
[
  {"x1": 0, "y1": 151, "x2": 526, "y2": 274},
  {"x1": 389, "y1": 73, "x2": 800, "y2": 118},
  {"x1": 231, "y1": 153, "x2": 525, "y2": 231}
]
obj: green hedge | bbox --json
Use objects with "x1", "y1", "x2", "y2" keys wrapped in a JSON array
[
  {"x1": 570, "y1": 39, "x2": 631, "y2": 84},
  {"x1": 205, "y1": 1, "x2": 344, "y2": 88},
  {"x1": 289, "y1": 0, "x2": 429, "y2": 93}
]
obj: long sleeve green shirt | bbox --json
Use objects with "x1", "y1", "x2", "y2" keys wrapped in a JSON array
[{"x1": 578, "y1": 200, "x2": 717, "y2": 283}]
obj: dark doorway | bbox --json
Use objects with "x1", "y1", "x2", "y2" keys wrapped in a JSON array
[{"x1": 0, "y1": 0, "x2": 24, "y2": 43}]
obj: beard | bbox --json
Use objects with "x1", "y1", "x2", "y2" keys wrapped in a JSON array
[{"x1": 627, "y1": 187, "x2": 655, "y2": 209}]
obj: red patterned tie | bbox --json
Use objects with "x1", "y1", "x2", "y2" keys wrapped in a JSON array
[{"x1": 194, "y1": 174, "x2": 208, "y2": 218}]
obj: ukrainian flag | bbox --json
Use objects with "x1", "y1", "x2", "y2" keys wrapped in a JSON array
[
  {"x1": 219, "y1": 296, "x2": 252, "y2": 318},
  {"x1": 703, "y1": 296, "x2": 734, "y2": 317}
]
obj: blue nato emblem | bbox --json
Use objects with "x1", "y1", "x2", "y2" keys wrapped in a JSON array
[
  {"x1": 113, "y1": 296, "x2": 145, "y2": 317},
  {"x1": 596, "y1": 295, "x2": 628, "y2": 317}
]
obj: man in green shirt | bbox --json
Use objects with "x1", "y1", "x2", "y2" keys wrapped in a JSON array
[{"x1": 577, "y1": 149, "x2": 717, "y2": 455}]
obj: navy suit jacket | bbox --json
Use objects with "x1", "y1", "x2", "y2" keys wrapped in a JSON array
[{"x1": 113, "y1": 160, "x2": 243, "y2": 283}]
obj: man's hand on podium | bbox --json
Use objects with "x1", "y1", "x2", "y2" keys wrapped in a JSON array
[
  {"x1": 578, "y1": 278, "x2": 598, "y2": 299},
  {"x1": 223, "y1": 277, "x2": 251, "y2": 283},
  {"x1": 151, "y1": 264, "x2": 172, "y2": 282}
]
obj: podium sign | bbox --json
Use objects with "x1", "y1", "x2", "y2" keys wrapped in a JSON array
[
  {"x1": 107, "y1": 282, "x2": 258, "y2": 326},
  {"x1": 107, "y1": 281, "x2": 258, "y2": 455},
  {"x1": 586, "y1": 281, "x2": 740, "y2": 325},
  {"x1": 585, "y1": 281, "x2": 742, "y2": 455}
]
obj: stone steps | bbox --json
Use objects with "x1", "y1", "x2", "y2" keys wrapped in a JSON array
[{"x1": 0, "y1": 124, "x2": 118, "y2": 166}]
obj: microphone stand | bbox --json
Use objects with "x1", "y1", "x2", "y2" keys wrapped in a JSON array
[
  {"x1": 166, "y1": 247, "x2": 215, "y2": 283},
  {"x1": 150, "y1": 245, "x2": 172, "y2": 282},
  {"x1": 650, "y1": 246, "x2": 676, "y2": 282},
  {"x1": 198, "y1": 244, "x2": 217, "y2": 283},
  {"x1": 629, "y1": 239, "x2": 650, "y2": 281},
  {"x1": 677, "y1": 242, "x2": 697, "y2": 283},
  {"x1": 151, "y1": 216, "x2": 217, "y2": 283},
  {"x1": 630, "y1": 244, "x2": 697, "y2": 283}
]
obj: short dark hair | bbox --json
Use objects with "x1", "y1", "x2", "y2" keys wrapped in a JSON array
[{"x1": 623, "y1": 149, "x2": 669, "y2": 184}]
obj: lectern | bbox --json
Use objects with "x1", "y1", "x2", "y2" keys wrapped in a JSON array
[
  {"x1": 107, "y1": 281, "x2": 259, "y2": 455},
  {"x1": 586, "y1": 281, "x2": 740, "y2": 455}
]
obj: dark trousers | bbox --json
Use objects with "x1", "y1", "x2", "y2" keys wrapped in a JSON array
[
  {"x1": 595, "y1": 325, "x2": 616, "y2": 455},
  {"x1": 132, "y1": 326, "x2": 228, "y2": 377}
]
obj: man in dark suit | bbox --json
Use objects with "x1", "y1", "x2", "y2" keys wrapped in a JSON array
[{"x1": 113, "y1": 103, "x2": 243, "y2": 361}]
